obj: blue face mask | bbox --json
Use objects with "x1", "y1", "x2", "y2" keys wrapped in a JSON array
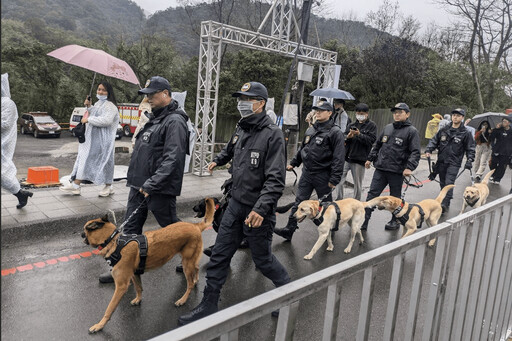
[{"x1": 96, "y1": 94, "x2": 108, "y2": 101}]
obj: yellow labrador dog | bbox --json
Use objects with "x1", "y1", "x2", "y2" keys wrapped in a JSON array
[
  {"x1": 365, "y1": 185, "x2": 455, "y2": 247},
  {"x1": 460, "y1": 169, "x2": 495, "y2": 214},
  {"x1": 294, "y1": 198, "x2": 365, "y2": 260}
]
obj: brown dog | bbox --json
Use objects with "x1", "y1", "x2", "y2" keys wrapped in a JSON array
[
  {"x1": 460, "y1": 169, "x2": 495, "y2": 214},
  {"x1": 82, "y1": 198, "x2": 215, "y2": 333},
  {"x1": 294, "y1": 198, "x2": 365, "y2": 259},
  {"x1": 365, "y1": 185, "x2": 455, "y2": 247}
]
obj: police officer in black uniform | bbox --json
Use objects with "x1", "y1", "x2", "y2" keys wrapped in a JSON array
[
  {"x1": 178, "y1": 81, "x2": 290, "y2": 325},
  {"x1": 425, "y1": 108, "x2": 475, "y2": 212},
  {"x1": 362, "y1": 103, "x2": 421, "y2": 230},
  {"x1": 99, "y1": 76, "x2": 190, "y2": 283},
  {"x1": 274, "y1": 100, "x2": 345, "y2": 241}
]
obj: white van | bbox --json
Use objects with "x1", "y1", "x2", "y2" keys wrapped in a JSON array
[{"x1": 69, "y1": 107, "x2": 123, "y2": 140}]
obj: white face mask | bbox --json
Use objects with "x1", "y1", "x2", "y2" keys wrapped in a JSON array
[
  {"x1": 96, "y1": 94, "x2": 107, "y2": 101},
  {"x1": 237, "y1": 100, "x2": 256, "y2": 118},
  {"x1": 356, "y1": 114, "x2": 367, "y2": 122}
]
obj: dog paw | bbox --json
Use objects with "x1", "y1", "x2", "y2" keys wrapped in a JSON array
[
  {"x1": 174, "y1": 299, "x2": 186, "y2": 306},
  {"x1": 344, "y1": 248, "x2": 351, "y2": 254},
  {"x1": 130, "y1": 298, "x2": 141, "y2": 306},
  {"x1": 327, "y1": 246, "x2": 334, "y2": 251},
  {"x1": 428, "y1": 240, "x2": 436, "y2": 248},
  {"x1": 303, "y1": 254, "x2": 313, "y2": 260},
  {"x1": 89, "y1": 324, "x2": 104, "y2": 333}
]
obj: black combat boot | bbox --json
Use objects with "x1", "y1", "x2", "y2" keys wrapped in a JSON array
[
  {"x1": 274, "y1": 217, "x2": 298, "y2": 242},
  {"x1": 178, "y1": 289, "x2": 220, "y2": 325},
  {"x1": 14, "y1": 189, "x2": 33, "y2": 209},
  {"x1": 384, "y1": 218, "x2": 400, "y2": 230},
  {"x1": 203, "y1": 245, "x2": 214, "y2": 257},
  {"x1": 99, "y1": 271, "x2": 114, "y2": 284}
]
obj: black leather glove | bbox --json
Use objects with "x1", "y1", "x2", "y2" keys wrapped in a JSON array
[{"x1": 464, "y1": 160, "x2": 473, "y2": 170}]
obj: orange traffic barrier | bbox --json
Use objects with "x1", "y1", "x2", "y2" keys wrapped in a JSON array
[{"x1": 27, "y1": 166, "x2": 60, "y2": 185}]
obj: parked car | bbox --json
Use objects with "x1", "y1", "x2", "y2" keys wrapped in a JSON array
[
  {"x1": 18, "y1": 112, "x2": 61, "y2": 138},
  {"x1": 116, "y1": 124, "x2": 123, "y2": 140}
]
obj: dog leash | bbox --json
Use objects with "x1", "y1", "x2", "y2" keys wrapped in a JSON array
[
  {"x1": 118, "y1": 196, "x2": 149, "y2": 233},
  {"x1": 318, "y1": 187, "x2": 335, "y2": 203},
  {"x1": 401, "y1": 174, "x2": 423, "y2": 200},
  {"x1": 291, "y1": 169, "x2": 298, "y2": 196}
]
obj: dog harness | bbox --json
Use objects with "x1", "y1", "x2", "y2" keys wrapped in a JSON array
[
  {"x1": 105, "y1": 233, "x2": 148, "y2": 275},
  {"x1": 312, "y1": 202, "x2": 341, "y2": 231},
  {"x1": 392, "y1": 201, "x2": 425, "y2": 228}
]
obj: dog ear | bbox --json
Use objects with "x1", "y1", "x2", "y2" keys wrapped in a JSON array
[
  {"x1": 101, "y1": 214, "x2": 109, "y2": 222},
  {"x1": 85, "y1": 221, "x2": 105, "y2": 231}
]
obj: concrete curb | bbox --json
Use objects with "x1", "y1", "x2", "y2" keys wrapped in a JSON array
[{"x1": 1, "y1": 185, "x2": 298, "y2": 245}]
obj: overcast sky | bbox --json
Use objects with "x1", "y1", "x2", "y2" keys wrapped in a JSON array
[{"x1": 132, "y1": 0, "x2": 456, "y2": 29}]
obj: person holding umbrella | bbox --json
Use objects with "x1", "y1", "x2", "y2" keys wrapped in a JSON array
[
  {"x1": 489, "y1": 117, "x2": 512, "y2": 184},
  {"x1": 425, "y1": 108, "x2": 475, "y2": 212},
  {"x1": 473, "y1": 121, "x2": 492, "y2": 182},
  {"x1": 60, "y1": 81, "x2": 119, "y2": 196}
]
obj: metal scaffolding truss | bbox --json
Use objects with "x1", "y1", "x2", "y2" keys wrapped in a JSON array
[{"x1": 193, "y1": 0, "x2": 338, "y2": 176}]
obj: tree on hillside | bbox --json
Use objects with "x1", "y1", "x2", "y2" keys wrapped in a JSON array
[{"x1": 436, "y1": 0, "x2": 512, "y2": 112}]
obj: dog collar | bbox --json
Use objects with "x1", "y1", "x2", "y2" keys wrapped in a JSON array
[
  {"x1": 392, "y1": 200, "x2": 405, "y2": 216},
  {"x1": 98, "y1": 229, "x2": 120, "y2": 251},
  {"x1": 215, "y1": 204, "x2": 220, "y2": 210}
]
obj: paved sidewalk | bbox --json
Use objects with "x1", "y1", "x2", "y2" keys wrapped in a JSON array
[{"x1": 0, "y1": 169, "x2": 299, "y2": 243}]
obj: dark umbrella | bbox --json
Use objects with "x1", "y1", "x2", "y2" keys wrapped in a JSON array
[
  {"x1": 309, "y1": 87, "x2": 355, "y2": 100},
  {"x1": 467, "y1": 112, "x2": 511, "y2": 129}
]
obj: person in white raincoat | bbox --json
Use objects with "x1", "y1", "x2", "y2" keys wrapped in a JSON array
[
  {"x1": 1, "y1": 73, "x2": 33, "y2": 208},
  {"x1": 60, "y1": 81, "x2": 119, "y2": 196}
]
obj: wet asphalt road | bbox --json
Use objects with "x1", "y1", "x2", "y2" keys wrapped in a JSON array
[{"x1": 2, "y1": 175, "x2": 511, "y2": 341}]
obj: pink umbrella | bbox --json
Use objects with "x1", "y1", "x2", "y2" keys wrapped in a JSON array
[{"x1": 47, "y1": 44, "x2": 139, "y2": 95}]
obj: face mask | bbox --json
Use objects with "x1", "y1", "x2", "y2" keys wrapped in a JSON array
[
  {"x1": 356, "y1": 114, "x2": 367, "y2": 121},
  {"x1": 96, "y1": 94, "x2": 107, "y2": 101},
  {"x1": 237, "y1": 100, "x2": 256, "y2": 118}
]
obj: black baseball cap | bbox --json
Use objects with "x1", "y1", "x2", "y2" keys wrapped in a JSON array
[
  {"x1": 355, "y1": 103, "x2": 369, "y2": 112},
  {"x1": 138, "y1": 76, "x2": 172, "y2": 95},
  {"x1": 391, "y1": 102, "x2": 410, "y2": 112},
  {"x1": 232, "y1": 82, "x2": 268, "y2": 101},
  {"x1": 451, "y1": 108, "x2": 466, "y2": 116},
  {"x1": 312, "y1": 100, "x2": 334, "y2": 112}
]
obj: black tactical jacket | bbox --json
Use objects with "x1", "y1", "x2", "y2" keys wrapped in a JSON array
[
  {"x1": 213, "y1": 113, "x2": 285, "y2": 217},
  {"x1": 368, "y1": 119, "x2": 421, "y2": 174},
  {"x1": 344, "y1": 119, "x2": 377, "y2": 165},
  {"x1": 426, "y1": 123, "x2": 476, "y2": 167},
  {"x1": 490, "y1": 127, "x2": 512, "y2": 156},
  {"x1": 290, "y1": 119, "x2": 345, "y2": 186},
  {"x1": 127, "y1": 100, "x2": 189, "y2": 196}
]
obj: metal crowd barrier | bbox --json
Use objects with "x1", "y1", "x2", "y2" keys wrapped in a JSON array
[{"x1": 151, "y1": 194, "x2": 512, "y2": 341}]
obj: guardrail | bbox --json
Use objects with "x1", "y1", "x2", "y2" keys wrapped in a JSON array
[{"x1": 151, "y1": 194, "x2": 512, "y2": 341}]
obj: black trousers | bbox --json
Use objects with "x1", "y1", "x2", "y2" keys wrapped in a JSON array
[
  {"x1": 490, "y1": 154, "x2": 510, "y2": 182},
  {"x1": 364, "y1": 169, "x2": 403, "y2": 223},
  {"x1": 205, "y1": 198, "x2": 290, "y2": 293},
  {"x1": 122, "y1": 187, "x2": 179, "y2": 235},
  {"x1": 288, "y1": 169, "x2": 332, "y2": 227},
  {"x1": 438, "y1": 163, "x2": 459, "y2": 206}
]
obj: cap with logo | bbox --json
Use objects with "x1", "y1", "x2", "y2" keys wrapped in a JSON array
[
  {"x1": 138, "y1": 76, "x2": 172, "y2": 95},
  {"x1": 232, "y1": 82, "x2": 268, "y2": 101},
  {"x1": 355, "y1": 103, "x2": 370, "y2": 112},
  {"x1": 312, "y1": 100, "x2": 334, "y2": 112},
  {"x1": 390, "y1": 102, "x2": 410, "y2": 112},
  {"x1": 451, "y1": 108, "x2": 466, "y2": 116}
]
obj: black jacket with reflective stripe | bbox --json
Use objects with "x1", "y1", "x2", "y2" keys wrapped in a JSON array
[{"x1": 213, "y1": 113, "x2": 285, "y2": 217}]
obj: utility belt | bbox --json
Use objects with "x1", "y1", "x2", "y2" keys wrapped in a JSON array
[{"x1": 105, "y1": 234, "x2": 148, "y2": 275}]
